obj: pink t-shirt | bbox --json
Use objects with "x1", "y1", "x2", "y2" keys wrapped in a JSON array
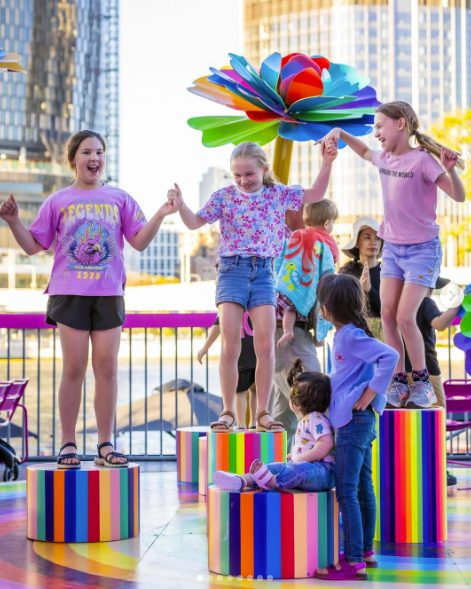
[
  {"x1": 291, "y1": 411, "x2": 335, "y2": 463},
  {"x1": 371, "y1": 148, "x2": 445, "y2": 245},
  {"x1": 29, "y1": 184, "x2": 147, "y2": 296},
  {"x1": 197, "y1": 183, "x2": 304, "y2": 258}
]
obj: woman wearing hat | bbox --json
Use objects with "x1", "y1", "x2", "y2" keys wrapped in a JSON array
[{"x1": 339, "y1": 217, "x2": 384, "y2": 337}]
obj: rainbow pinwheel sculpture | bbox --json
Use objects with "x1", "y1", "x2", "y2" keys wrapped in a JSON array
[
  {"x1": 0, "y1": 48, "x2": 26, "y2": 73},
  {"x1": 188, "y1": 52, "x2": 380, "y2": 181}
]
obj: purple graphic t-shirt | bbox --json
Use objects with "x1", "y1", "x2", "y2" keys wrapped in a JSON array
[{"x1": 29, "y1": 184, "x2": 147, "y2": 296}]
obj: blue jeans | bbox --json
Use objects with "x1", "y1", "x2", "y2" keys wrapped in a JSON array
[
  {"x1": 216, "y1": 256, "x2": 276, "y2": 309},
  {"x1": 335, "y1": 407, "x2": 377, "y2": 563},
  {"x1": 252, "y1": 460, "x2": 335, "y2": 492}
]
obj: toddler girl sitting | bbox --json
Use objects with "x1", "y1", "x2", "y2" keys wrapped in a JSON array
[{"x1": 213, "y1": 359, "x2": 335, "y2": 492}]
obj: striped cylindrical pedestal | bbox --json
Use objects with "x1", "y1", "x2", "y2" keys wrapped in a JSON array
[
  {"x1": 198, "y1": 436, "x2": 208, "y2": 496},
  {"x1": 207, "y1": 430, "x2": 287, "y2": 485},
  {"x1": 177, "y1": 427, "x2": 210, "y2": 483},
  {"x1": 372, "y1": 408, "x2": 447, "y2": 543},
  {"x1": 208, "y1": 486, "x2": 339, "y2": 579},
  {"x1": 26, "y1": 463, "x2": 139, "y2": 542}
]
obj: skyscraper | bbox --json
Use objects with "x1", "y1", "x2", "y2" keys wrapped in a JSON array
[
  {"x1": 0, "y1": 0, "x2": 119, "y2": 288},
  {"x1": 243, "y1": 0, "x2": 471, "y2": 266}
]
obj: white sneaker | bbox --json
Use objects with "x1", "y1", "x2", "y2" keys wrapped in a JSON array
[
  {"x1": 405, "y1": 380, "x2": 437, "y2": 409},
  {"x1": 386, "y1": 381, "x2": 410, "y2": 408}
]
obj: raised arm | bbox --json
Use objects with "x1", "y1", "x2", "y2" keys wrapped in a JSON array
[
  {"x1": 0, "y1": 194, "x2": 43, "y2": 255},
  {"x1": 127, "y1": 199, "x2": 180, "y2": 252},
  {"x1": 302, "y1": 139, "x2": 338, "y2": 203},
  {"x1": 435, "y1": 148, "x2": 466, "y2": 203},
  {"x1": 167, "y1": 183, "x2": 207, "y2": 230},
  {"x1": 317, "y1": 127, "x2": 373, "y2": 162}
]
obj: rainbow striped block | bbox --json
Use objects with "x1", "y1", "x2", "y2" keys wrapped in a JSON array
[
  {"x1": 198, "y1": 436, "x2": 208, "y2": 496},
  {"x1": 208, "y1": 486, "x2": 339, "y2": 579},
  {"x1": 207, "y1": 430, "x2": 287, "y2": 484},
  {"x1": 177, "y1": 426, "x2": 210, "y2": 483},
  {"x1": 26, "y1": 463, "x2": 139, "y2": 542},
  {"x1": 372, "y1": 408, "x2": 447, "y2": 543}
]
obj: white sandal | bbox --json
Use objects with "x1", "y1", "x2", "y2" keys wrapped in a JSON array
[
  {"x1": 213, "y1": 471, "x2": 246, "y2": 490},
  {"x1": 249, "y1": 460, "x2": 274, "y2": 490}
]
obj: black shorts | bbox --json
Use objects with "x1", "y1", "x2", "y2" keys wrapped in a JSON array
[
  {"x1": 236, "y1": 368, "x2": 256, "y2": 393},
  {"x1": 46, "y1": 295, "x2": 125, "y2": 331}
]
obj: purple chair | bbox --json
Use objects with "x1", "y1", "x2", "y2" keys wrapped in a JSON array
[
  {"x1": 0, "y1": 378, "x2": 29, "y2": 463},
  {"x1": 443, "y1": 379, "x2": 471, "y2": 466}
]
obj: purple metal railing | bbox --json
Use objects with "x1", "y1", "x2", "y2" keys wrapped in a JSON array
[
  {"x1": 0, "y1": 313, "x2": 217, "y2": 461},
  {"x1": 0, "y1": 314, "x2": 469, "y2": 460}
]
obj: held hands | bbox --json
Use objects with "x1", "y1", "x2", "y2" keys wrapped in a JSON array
[
  {"x1": 167, "y1": 183, "x2": 184, "y2": 211},
  {"x1": 320, "y1": 138, "x2": 338, "y2": 163},
  {"x1": 0, "y1": 194, "x2": 19, "y2": 224},
  {"x1": 158, "y1": 197, "x2": 180, "y2": 218},
  {"x1": 360, "y1": 261, "x2": 371, "y2": 292},
  {"x1": 314, "y1": 127, "x2": 341, "y2": 148},
  {"x1": 440, "y1": 147, "x2": 459, "y2": 173},
  {"x1": 353, "y1": 386, "x2": 377, "y2": 411}
]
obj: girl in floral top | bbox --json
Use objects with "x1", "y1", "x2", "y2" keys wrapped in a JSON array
[{"x1": 167, "y1": 140, "x2": 337, "y2": 432}]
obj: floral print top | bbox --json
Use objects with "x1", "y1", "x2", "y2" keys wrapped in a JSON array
[{"x1": 197, "y1": 184, "x2": 304, "y2": 258}]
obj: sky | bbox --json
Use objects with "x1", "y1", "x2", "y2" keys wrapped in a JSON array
[{"x1": 119, "y1": 0, "x2": 243, "y2": 219}]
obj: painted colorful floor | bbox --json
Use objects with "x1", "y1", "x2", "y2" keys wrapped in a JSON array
[{"x1": 0, "y1": 467, "x2": 470, "y2": 588}]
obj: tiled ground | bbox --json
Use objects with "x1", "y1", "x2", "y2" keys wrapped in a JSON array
[{"x1": 0, "y1": 466, "x2": 470, "y2": 588}]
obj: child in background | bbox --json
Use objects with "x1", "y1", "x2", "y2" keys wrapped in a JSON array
[
  {"x1": 168, "y1": 140, "x2": 337, "y2": 433},
  {"x1": 320, "y1": 101, "x2": 465, "y2": 409},
  {"x1": 315, "y1": 274, "x2": 399, "y2": 581},
  {"x1": 0, "y1": 130, "x2": 178, "y2": 468},
  {"x1": 212, "y1": 359, "x2": 335, "y2": 492},
  {"x1": 197, "y1": 311, "x2": 257, "y2": 429},
  {"x1": 276, "y1": 199, "x2": 339, "y2": 348}
]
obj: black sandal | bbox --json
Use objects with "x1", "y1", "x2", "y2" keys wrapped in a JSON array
[
  {"x1": 94, "y1": 442, "x2": 129, "y2": 468},
  {"x1": 57, "y1": 442, "x2": 81, "y2": 469}
]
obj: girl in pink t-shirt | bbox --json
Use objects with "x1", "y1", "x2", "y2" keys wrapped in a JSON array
[
  {"x1": 0, "y1": 130, "x2": 178, "y2": 469},
  {"x1": 320, "y1": 101, "x2": 465, "y2": 410},
  {"x1": 167, "y1": 141, "x2": 338, "y2": 434}
]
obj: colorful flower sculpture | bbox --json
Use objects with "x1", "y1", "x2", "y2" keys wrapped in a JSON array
[
  {"x1": 188, "y1": 52, "x2": 380, "y2": 149},
  {"x1": 0, "y1": 48, "x2": 26, "y2": 74}
]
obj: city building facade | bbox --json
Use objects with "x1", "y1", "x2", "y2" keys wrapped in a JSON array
[
  {"x1": 126, "y1": 224, "x2": 182, "y2": 278},
  {"x1": 0, "y1": 0, "x2": 119, "y2": 288},
  {"x1": 243, "y1": 0, "x2": 471, "y2": 270}
]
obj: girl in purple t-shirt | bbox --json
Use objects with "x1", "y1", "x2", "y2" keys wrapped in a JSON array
[
  {"x1": 0, "y1": 130, "x2": 178, "y2": 469},
  {"x1": 167, "y1": 140, "x2": 337, "y2": 434},
  {"x1": 320, "y1": 101, "x2": 465, "y2": 411}
]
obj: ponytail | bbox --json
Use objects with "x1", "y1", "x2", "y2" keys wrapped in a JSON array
[{"x1": 376, "y1": 101, "x2": 465, "y2": 170}]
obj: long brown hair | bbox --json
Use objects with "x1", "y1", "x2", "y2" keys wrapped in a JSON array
[
  {"x1": 376, "y1": 101, "x2": 465, "y2": 169},
  {"x1": 317, "y1": 273, "x2": 374, "y2": 337},
  {"x1": 63, "y1": 130, "x2": 107, "y2": 174}
]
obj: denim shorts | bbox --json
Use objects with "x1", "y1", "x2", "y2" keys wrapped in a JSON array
[
  {"x1": 381, "y1": 236, "x2": 442, "y2": 287},
  {"x1": 215, "y1": 256, "x2": 276, "y2": 309}
]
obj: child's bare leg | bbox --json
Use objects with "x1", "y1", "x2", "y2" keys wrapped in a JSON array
[
  {"x1": 91, "y1": 327, "x2": 126, "y2": 464},
  {"x1": 235, "y1": 391, "x2": 248, "y2": 428},
  {"x1": 217, "y1": 302, "x2": 245, "y2": 429},
  {"x1": 396, "y1": 283, "x2": 429, "y2": 370},
  {"x1": 57, "y1": 324, "x2": 90, "y2": 464},
  {"x1": 380, "y1": 278, "x2": 405, "y2": 373},
  {"x1": 277, "y1": 309, "x2": 296, "y2": 348},
  {"x1": 249, "y1": 305, "x2": 281, "y2": 430},
  {"x1": 248, "y1": 383, "x2": 257, "y2": 428}
]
